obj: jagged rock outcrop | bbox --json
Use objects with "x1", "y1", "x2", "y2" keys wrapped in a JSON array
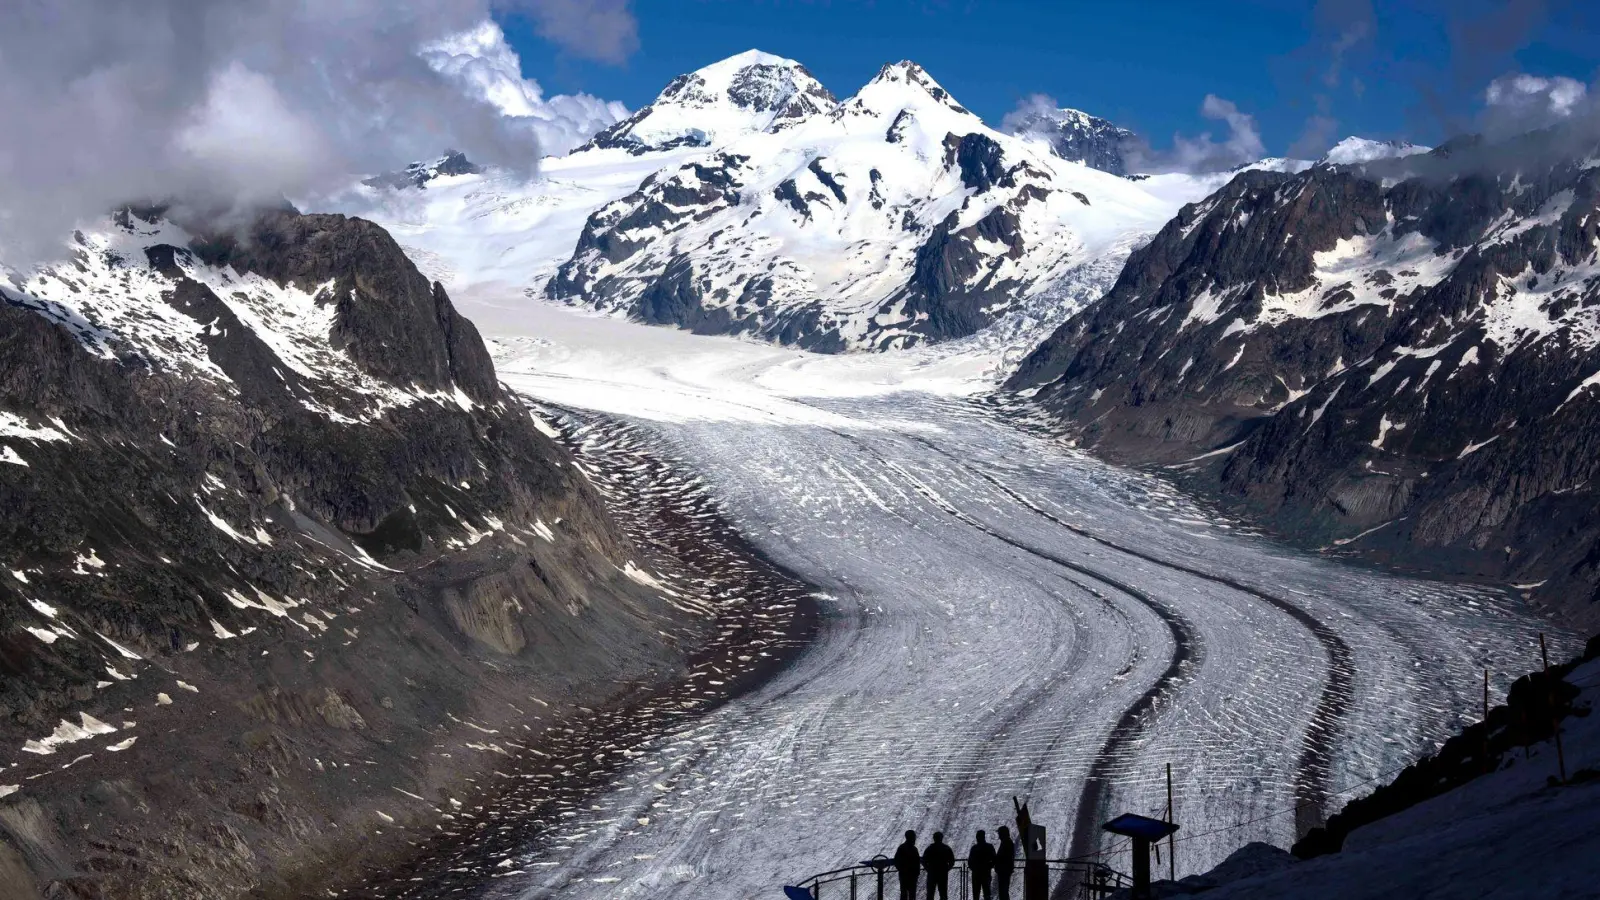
[
  {"x1": 1009, "y1": 130, "x2": 1600, "y2": 630},
  {"x1": 361, "y1": 150, "x2": 482, "y2": 190},
  {"x1": 1004, "y1": 104, "x2": 1138, "y2": 175},
  {"x1": 0, "y1": 208, "x2": 707, "y2": 899}
]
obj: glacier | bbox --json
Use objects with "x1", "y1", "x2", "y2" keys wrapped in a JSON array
[{"x1": 354, "y1": 299, "x2": 1566, "y2": 898}]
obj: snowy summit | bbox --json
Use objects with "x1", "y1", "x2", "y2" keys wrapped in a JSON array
[
  {"x1": 1320, "y1": 136, "x2": 1431, "y2": 165},
  {"x1": 578, "y1": 50, "x2": 838, "y2": 154}
]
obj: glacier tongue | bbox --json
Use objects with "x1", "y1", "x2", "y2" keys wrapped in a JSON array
[{"x1": 405, "y1": 302, "x2": 1562, "y2": 899}]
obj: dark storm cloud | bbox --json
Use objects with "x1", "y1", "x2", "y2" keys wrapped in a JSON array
[{"x1": 0, "y1": 0, "x2": 638, "y2": 267}]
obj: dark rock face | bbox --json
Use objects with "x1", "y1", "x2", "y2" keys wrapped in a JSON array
[
  {"x1": 361, "y1": 151, "x2": 481, "y2": 190},
  {"x1": 0, "y1": 210, "x2": 709, "y2": 898},
  {"x1": 1004, "y1": 106, "x2": 1137, "y2": 176},
  {"x1": 188, "y1": 211, "x2": 500, "y2": 404},
  {"x1": 1009, "y1": 132, "x2": 1600, "y2": 630},
  {"x1": 947, "y1": 132, "x2": 1007, "y2": 192}
]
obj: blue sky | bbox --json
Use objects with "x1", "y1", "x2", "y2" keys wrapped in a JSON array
[{"x1": 501, "y1": 0, "x2": 1598, "y2": 156}]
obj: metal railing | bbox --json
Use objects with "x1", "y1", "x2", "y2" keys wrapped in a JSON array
[{"x1": 791, "y1": 856, "x2": 1130, "y2": 900}]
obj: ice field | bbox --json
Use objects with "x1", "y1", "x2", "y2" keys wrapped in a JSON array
[{"x1": 448, "y1": 298, "x2": 1567, "y2": 898}]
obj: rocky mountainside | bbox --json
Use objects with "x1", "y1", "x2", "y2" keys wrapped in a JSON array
[
  {"x1": 0, "y1": 208, "x2": 717, "y2": 898},
  {"x1": 345, "y1": 51, "x2": 1210, "y2": 353},
  {"x1": 1004, "y1": 103, "x2": 1138, "y2": 175},
  {"x1": 1008, "y1": 129, "x2": 1600, "y2": 630}
]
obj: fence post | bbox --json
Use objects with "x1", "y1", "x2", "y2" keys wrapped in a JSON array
[
  {"x1": 1166, "y1": 763, "x2": 1176, "y2": 882},
  {"x1": 1540, "y1": 633, "x2": 1568, "y2": 782},
  {"x1": 1483, "y1": 668, "x2": 1492, "y2": 774},
  {"x1": 850, "y1": 869, "x2": 856, "y2": 900}
]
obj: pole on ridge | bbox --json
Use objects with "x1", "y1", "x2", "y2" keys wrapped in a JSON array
[
  {"x1": 1539, "y1": 633, "x2": 1567, "y2": 783},
  {"x1": 1483, "y1": 668, "x2": 1492, "y2": 775},
  {"x1": 1165, "y1": 763, "x2": 1175, "y2": 882}
]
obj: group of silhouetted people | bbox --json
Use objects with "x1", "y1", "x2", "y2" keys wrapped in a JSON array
[{"x1": 893, "y1": 827, "x2": 1015, "y2": 900}]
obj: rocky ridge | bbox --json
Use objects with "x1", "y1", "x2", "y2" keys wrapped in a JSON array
[
  {"x1": 0, "y1": 208, "x2": 738, "y2": 898},
  {"x1": 1009, "y1": 129, "x2": 1600, "y2": 630},
  {"x1": 361, "y1": 150, "x2": 483, "y2": 191}
]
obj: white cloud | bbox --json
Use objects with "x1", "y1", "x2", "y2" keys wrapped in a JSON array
[
  {"x1": 1121, "y1": 94, "x2": 1266, "y2": 174},
  {"x1": 175, "y1": 63, "x2": 337, "y2": 204},
  {"x1": 1486, "y1": 74, "x2": 1587, "y2": 117},
  {"x1": 1481, "y1": 73, "x2": 1591, "y2": 137},
  {"x1": 421, "y1": 21, "x2": 628, "y2": 156},
  {"x1": 1000, "y1": 93, "x2": 1064, "y2": 134},
  {"x1": 0, "y1": 1, "x2": 638, "y2": 267}
]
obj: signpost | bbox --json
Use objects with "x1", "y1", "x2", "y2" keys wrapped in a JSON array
[
  {"x1": 1014, "y1": 797, "x2": 1049, "y2": 900},
  {"x1": 1102, "y1": 813, "x2": 1179, "y2": 900}
]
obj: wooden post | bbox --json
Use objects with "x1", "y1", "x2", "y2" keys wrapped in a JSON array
[
  {"x1": 1483, "y1": 668, "x2": 1492, "y2": 774},
  {"x1": 1131, "y1": 837, "x2": 1151, "y2": 900},
  {"x1": 1539, "y1": 633, "x2": 1567, "y2": 783},
  {"x1": 1165, "y1": 763, "x2": 1176, "y2": 882}
]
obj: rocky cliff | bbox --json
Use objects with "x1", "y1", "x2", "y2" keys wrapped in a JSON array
[
  {"x1": 0, "y1": 208, "x2": 715, "y2": 898},
  {"x1": 1009, "y1": 130, "x2": 1600, "y2": 630}
]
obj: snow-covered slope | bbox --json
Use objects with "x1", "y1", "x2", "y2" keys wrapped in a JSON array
[
  {"x1": 341, "y1": 51, "x2": 1232, "y2": 354},
  {"x1": 3, "y1": 209, "x2": 489, "y2": 421},
  {"x1": 338, "y1": 146, "x2": 693, "y2": 297}
]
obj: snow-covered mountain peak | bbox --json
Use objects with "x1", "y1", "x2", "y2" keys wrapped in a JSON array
[
  {"x1": 1321, "y1": 136, "x2": 1430, "y2": 165},
  {"x1": 1003, "y1": 102, "x2": 1138, "y2": 175},
  {"x1": 843, "y1": 60, "x2": 974, "y2": 123},
  {"x1": 362, "y1": 151, "x2": 482, "y2": 190},
  {"x1": 339, "y1": 50, "x2": 1224, "y2": 355},
  {"x1": 579, "y1": 50, "x2": 837, "y2": 155}
]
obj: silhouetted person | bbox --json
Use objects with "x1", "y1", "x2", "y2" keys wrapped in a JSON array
[
  {"x1": 895, "y1": 830, "x2": 921, "y2": 900},
  {"x1": 969, "y1": 830, "x2": 997, "y2": 900},
  {"x1": 923, "y1": 831, "x2": 956, "y2": 900},
  {"x1": 995, "y1": 825, "x2": 1016, "y2": 900}
]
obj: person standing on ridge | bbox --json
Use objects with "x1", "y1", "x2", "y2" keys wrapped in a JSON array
[
  {"x1": 968, "y1": 829, "x2": 997, "y2": 900},
  {"x1": 894, "y1": 830, "x2": 922, "y2": 900},
  {"x1": 922, "y1": 831, "x2": 956, "y2": 900},
  {"x1": 994, "y1": 825, "x2": 1016, "y2": 900}
]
